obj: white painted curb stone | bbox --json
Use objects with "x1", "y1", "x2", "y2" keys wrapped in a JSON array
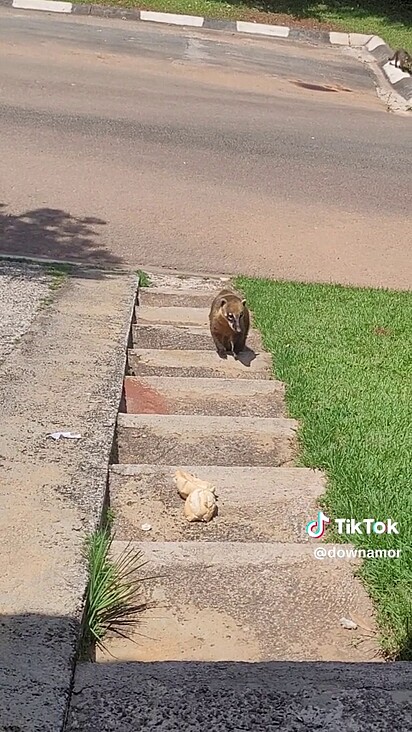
[
  {"x1": 12, "y1": 0, "x2": 72, "y2": 11},
  {"x1": 236, "y1": 21, "x2": 290, "y2": 38},
  {"x1": 140, "y1": 10, "x2": 203, "y2": 26}
]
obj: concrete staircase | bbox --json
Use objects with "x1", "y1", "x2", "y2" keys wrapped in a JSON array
[
  {"x1": 67, "y1": 272, "x2": 388, "y2": 731},
  {"x1": 104, "y1": 272, "x2": 377, "y2": 663}
]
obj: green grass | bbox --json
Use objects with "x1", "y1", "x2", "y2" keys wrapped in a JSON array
[
  {"x1": 315, "y1": 2, "x2": 412, "y2": 51},
  {"x1": 38, "y1": 264, "x2": 70, "y2": 308},
  {"x1": 235, "y1": 277, "x2": 412, "y2": 659},
  {"x1": 82, "y1": 527, "x2": 149, "y2": 656},
  {"x1": 137, "y1": 269, "x2": 151, "y2": 288},
  {"x1": 45, "y1": 263, "x2": 71, "y2": 290},
  {"x1": 72, "y1": 0, "x2": 412, "y2": 51}
]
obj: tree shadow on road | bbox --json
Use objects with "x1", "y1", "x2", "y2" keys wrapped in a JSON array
[
  {"x1": 224, "y1": 0, "x2": 412, "y2": 30},
  {"x1": 0, "y1": 203, "x2": 123, "y2": 272}
]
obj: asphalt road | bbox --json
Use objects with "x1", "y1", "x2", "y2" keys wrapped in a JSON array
[{"x1": 0, "y1": 9, "x2": 411, "y2": 288}]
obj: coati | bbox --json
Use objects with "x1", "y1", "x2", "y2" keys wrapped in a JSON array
[
  {"x1": 390, "y1": 49, "x2": 412, "y2": 73},
  {"x1": 209, "y1": 289, "x2": 250, "y2": 357}
]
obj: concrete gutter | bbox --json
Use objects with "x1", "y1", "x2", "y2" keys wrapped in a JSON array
[
  {"x1": 0, "y1": 264, "x2": 137, "y2": 731},
  {"x1": 1, "y1": 0, "x2": 411, "y2": 104}
]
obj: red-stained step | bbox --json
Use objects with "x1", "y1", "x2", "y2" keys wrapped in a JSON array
[
  {"x1": 122, "y1": 375, "x2": 285, "y2": 417},
  {"x1": 123, "y1": 377, "x2": 170, "y2": 414}
]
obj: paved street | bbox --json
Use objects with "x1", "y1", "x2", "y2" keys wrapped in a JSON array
[{"x1": 0, "y1": 9, "x2": 411, "y2": 287}]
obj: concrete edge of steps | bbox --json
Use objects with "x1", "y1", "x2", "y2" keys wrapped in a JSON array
[
  {"x1": 109, "y1": 538, "x2": 358, "y2": 564},
  {"x1": 137, "y1": 288, "x2": 223, "y2": 308},
  {"x1": 0, "y1": 270, "x2": 139, "y2": 732},
  {"x1": 110, "y1": 462, "x2": 323, "y2": 484},
  {"x1": 117, "y1": 412, "x2": 298, "y2": 431}
]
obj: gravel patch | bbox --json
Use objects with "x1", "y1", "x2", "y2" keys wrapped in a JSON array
[{"x1": 0, "y1": 261, "x2": 53, "y2": 365}]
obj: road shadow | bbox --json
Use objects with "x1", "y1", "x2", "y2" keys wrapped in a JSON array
[
  {"x1": 2, "y1": 612, "x2": 412, "y2": 731},
  {"x1": 0, "y1": 203, "x2": 123, "y2": 273}
]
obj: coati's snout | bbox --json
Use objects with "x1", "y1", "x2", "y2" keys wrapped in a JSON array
[
  {"x1": 225, "y1": 311, "x2": 242, "y2": 333},
  {"x1": 221, "y1": 298, "x2": 246, "y2": 333}
]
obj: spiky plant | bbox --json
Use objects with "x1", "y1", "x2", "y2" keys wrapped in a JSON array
[{"x1": 83, "y1": 527, "x2": 148, "y2": 652}]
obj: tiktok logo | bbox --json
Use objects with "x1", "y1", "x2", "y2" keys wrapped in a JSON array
[{"x1": 306, "y1": 511, "x2": 331, "y2": 539}]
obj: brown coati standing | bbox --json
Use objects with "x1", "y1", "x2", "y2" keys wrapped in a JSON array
[
  {"x1": 209, "y1": 289, "x2": 250, "y2": 357},
  {"x1": 389, "y1": 49, "x2": 412, "y2": 73}
]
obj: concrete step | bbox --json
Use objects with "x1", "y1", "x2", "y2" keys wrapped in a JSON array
[
  {"x1": 94, "y1": 540, "x2": 379, "y2": 664},
  {"x1": 135, "y1": 305, "x2": 209, "y2": 327},
  {"x1": 109, "y1": 464, "x2": 325, "y2": 542},
  {"x1": 131, "y1": 323, "x2": 263, "y2": 351},
  {"x1": 122, "y1": 376, "x2": 286, "y2": 417},
  {"x1": 68, "y1": 660, "x2": 412, "y2": 732},
  {"x1": 116, "y1": 414, "x2": 297, "y2": 466},
  {"x1": 127, "y1": 348, "x2": 272, "y2": 379},
  {"x1": 132, "y1": 323, "x2": 215, "y2": 351},
  {"x1": 138, "y1": 287, "x2": 220, "y2": 308},
  {"x1": 140, "y1": 272, "x2": 230, "y2": 291}
]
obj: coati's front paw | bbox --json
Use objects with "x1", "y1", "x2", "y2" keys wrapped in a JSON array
[
  {"x1": 217, "y1": 348, "x2": 227, "y2": 359},
  {"x1": 233, "y1": 341, "x2": 245, "y2": 356}
]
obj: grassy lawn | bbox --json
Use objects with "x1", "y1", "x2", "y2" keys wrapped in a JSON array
[
  {"x1": 73, "y1": 0, "x2": 412, "y2": 51},
  {"x1": 235, "y1": 277, "x2": 412, "y2": 660}
]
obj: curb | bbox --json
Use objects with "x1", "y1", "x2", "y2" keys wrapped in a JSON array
[
  {"x1": 0, "y1": 252, "x2": 233, "y2": 279},
  {"x1": 363, "y1": 36, "x2": 412, "y2": 105},
  {"x1": 3, "y1": 0, "x2": 412, "y2": 103}
]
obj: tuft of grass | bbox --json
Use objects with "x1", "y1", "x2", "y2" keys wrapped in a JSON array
[
  {"x1": 82, "y1": 527, "x2": 148, "y2": 655},
  {"x1": 137, "y1": 269, "x2": 151, "y2": 288},
  {"x1": 235, "y1": 276, "x2": 412, "y2": 659},
  {"x1": 39, "y1": 265, "x2": 70, "y2": 308},
  {"x1": 46, "y1": 263, "x2": 71, "y2": 291},
  {"x1": 105, "y1": 506, "x2": 116, "y2": 528},
  {"x1": 70, "y1": 0, "x2": 412, "y2": 51}
]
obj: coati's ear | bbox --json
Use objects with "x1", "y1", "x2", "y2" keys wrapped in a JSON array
[
  {"x1": 220, "y1": 298, "x2": 227, "y2": 307},
  {"x1": 241, "y1": 299, "x2": 246, "y2": 306}
]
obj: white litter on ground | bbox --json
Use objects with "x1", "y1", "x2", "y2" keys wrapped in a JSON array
[
  {"x1": 340, "y1": 617, "x2": 358, "y2": 630},
  {"x1": 48, "y1": 431, "x2": 82, "y2": 440}
]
